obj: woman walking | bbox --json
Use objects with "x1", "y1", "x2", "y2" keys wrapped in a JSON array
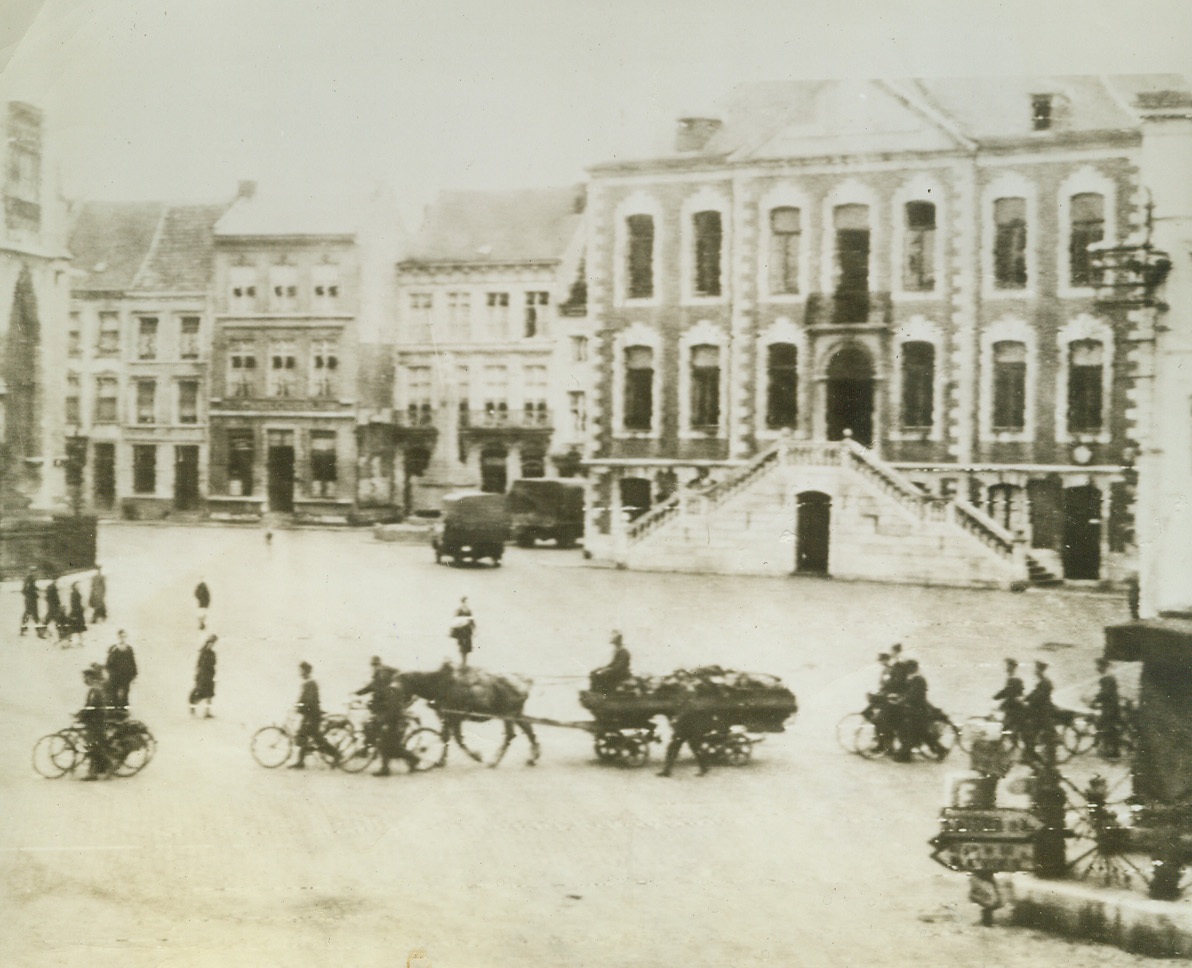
[
  {"x1": 66, "y1": 582, "x2": 87, "y2": 648},
  {"x1": 190, "y1": 635, "x2": 217, "y2": 718}
]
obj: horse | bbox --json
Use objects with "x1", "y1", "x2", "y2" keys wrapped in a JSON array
[{"x1": 395, "y1": 663, "x2": 540, "y2": 767}]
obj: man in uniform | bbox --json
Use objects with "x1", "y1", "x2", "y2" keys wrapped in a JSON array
[
  {"x1": 993, "y1": 657, "x2": 1026, "y2": 744},
  {"x1": 78, "y1": 666, "x2": 110, "y2": 780},
  {"x1": 891, "y1": 659, "x2": 945, "y2": 761},
  {"x1": 1091, "y1": 657, "x2": 1122, "y2": 759},
  {"x1": 1024, "y1": 660, "x2": 1057, "y2": 756},
  {"x1": 355, "y1": 656, "x2": 397, "y2": 746},
  {"x1": 657, "y1": 702, "x2": 722, "y2": 777},
  {"x1": 105, "y1": 629, "x2": 138, "y2": 709},
  {"x1": 20, "y1": 570, "x2": 40, "y2": 637},
  {"x1": 590, "y1": 630, "x2": 632, "y2": 692},
  {"x1": 372, "y1": 676, "x2": 420, "y2": 777},
  {"x1": 290, "y1": 662, "x2": 339, "y2": 769}
]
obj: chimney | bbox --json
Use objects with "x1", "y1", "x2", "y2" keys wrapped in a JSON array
[
  {"x1": 675, "y1": 117, "x2": 721, "y2": 153},
  {"x1": 237, "y1": 179, "x2": 257, "y2": 200}
]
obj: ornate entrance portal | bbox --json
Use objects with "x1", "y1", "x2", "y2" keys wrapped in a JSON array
[{"x1": 825, "y1": 344, "x2": 875, "y2": 447}]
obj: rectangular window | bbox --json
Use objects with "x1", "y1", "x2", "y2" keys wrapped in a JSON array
[
  {"x1": 227, "y1": 430, "x2": 254, "y2": 496},
  {"x1": 1068, "y1": 340, "x2": 1104, "y2": 433},
  {"x1": 406, "y1": 366, "x2": 433, "y2": 426},
  {"x1": 626, "y1": 214, "x2": 654, "y2": 299},
  {"x1": 486, "y1": 291, "x2": 510, "y2": 338},
  {"x1": 903, "y1": 202, "x2": 936, "y2": 292},
  {"x1": 409, "y1": 292, "x2": 433, "y2": 341},
  {"x1": 137, "y1": 317, "x2": 158, "y2": 360},
  {"x1": 132, "y1": 445, "x2": 156, "y2": 495},
  {"x1": 179, "y1": 316, "x2": 200, "y2": 360},
  {"x1": 97, "y1": 312, "x2": 120, "y2": 355},
  {"x1": 571, "y1": 335, "x2": 588, "y2": 362},
  {"x1": 229, "y1": 267, "x2": 258, "y2": 312},
  {"x1": 624, "y1": 346, "x2": 654, "y2": 431},
  {"x1": 690, "y1": 344, "x2": 721, "y2": 429},
  {"x1": 310, "y1": 431, "x2": 337, "y2": 497},
  {"x1": 135, "y1": 380, "x2": 156, "y2": 425},
  {"x1": 524, "y1": 291, "x2": 549, "y2": 338},
  {"x1": 178, "y1": 380, "x2": 199, "y2": 424},
  {"x1": 483, "y1": 365, "x2": 509, "y2": 424},
  {"x1": 834, "y1": 204, "x2": 870, "y2": 323},
  {"x1": 569, "y1": 390, "x2": 587, "y2": 435},
  {"x1": 228, "y1": 340, "x2": 257, "y2": 398},
  {"x1": 1032, "y1": 94, "x2": 1053, "y2": 131},
  {"x1": 769, "y1": 207, "x2": 801, "y2": 295},
  {"x1": 68, "y1": 313, "x2": 81, "y2": 357},
  {"x1": 765, "y1": 343, "x2": 798, "y2": 429},
  {"x1": 312, "y1": 265, "x2": 340, "y2": 308},
  {"x1": 268, "y1": 341, "x2": 297, "y2": 397},
  {"x1": 95, "y1": 376, "x2": 118, "y2": 423},
  {"x1": 693, "y1": 210, "x2": 722, "y2": 297},
  {"x1": 65, "y1": 373, "x2": 80, "y2": 424},
  {"x1": 269, "y1": 266, "x2": 299, "y2": 311},
  {"x1": 994, "y1": 197, "x2": 1028, "y2": 289},
  {"x1": 992, "y1": 341, "x2": 1027, "y2": 431},
  {"x1": 310, "y1": 339, "x2": 338, "y2": 398},
  {"x1": 1069, "y1": 193, "x2": 1105, "y2": 288},
  {"x1": 523, "y1": 364, "x2": 548, "y2": 425},
  {"x1": 900, "y1": 342, "x2": 935, "y2": 429},
  {"x1": 446, "y1": 291, "x2": 471, "y2": 341}
]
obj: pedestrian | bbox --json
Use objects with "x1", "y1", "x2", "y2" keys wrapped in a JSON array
[
  {"x1": 355, "y1": 655, "x2": 398, "y2": 746},
  {"x1": 590, "y1": 630, "x2": 632, "y2": 692},
  {"x1": 1091, "y1": 657, "x2": 1122, "y2": 759},
  {"x1": 194, "y1": 579, "x2": 210, "y2": 630},
  {"x1": 43, "y1": 577, "x2": 64, "y2": 642},
  {"x1": 372, "y1": 675, "x2": 418, "y2": 777},
  {"x1": 1024, "y1": 660, "x2": 1056, "y2": 756},
  {"x1": 289, "y1": 661, "x2": 338, "y2": 769},
  {"x1": 449, "y1": 597, "x2": 475, "y2": 667},
  {"x1": 992, "y1": 657, "x2": 1026, "y2": 742},
  {"x1": 89, "y1": 565, "x2": 108, "y2": 624},
  {"x1": 105, "y1": 629, "x2": 138, "y2": 709},
  {"x1": 67, "y1": 581, "x2": 87, "y2": 647},
  {"x1": 190, "y1": 635, "x2": 217, "y2": 718},
  {"x1": 78, "y1": 666, "x2": 110, "y2": 780},
  {"x1": 20, "y1": 569, "x2": 40, "y2": 637},
  {"x1": 891, "y1": 659, "x2": 945, "y2": 761},
  {"x1": 657, "y1": 703, "x2": 721, "y2": 777}
]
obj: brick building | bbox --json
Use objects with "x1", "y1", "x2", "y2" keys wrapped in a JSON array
[
  {"x1": 582, "y1": 76, "x2": 1190, "y2": 585},
  {"x1": 383, "y1": 187, "x2": 588, "y2": 514}
]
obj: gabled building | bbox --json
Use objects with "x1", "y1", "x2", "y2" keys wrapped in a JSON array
[
  {"x1": 386, "y1": 187, "x2": 588, "y2": 513},
  {"x1": 68, "y1": 200, "x2": 228, "y2": 517},
  {"x1": 582, "y1": 75, "x2": 1190, "y2": 586}
]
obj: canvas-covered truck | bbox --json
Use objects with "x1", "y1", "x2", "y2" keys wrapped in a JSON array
[
  {"x1": 506, "y1": 478, "x2": 585, "y2": 548},
  {"x1": 432, "y1": 493, "x2": 510, "y2": 566}
]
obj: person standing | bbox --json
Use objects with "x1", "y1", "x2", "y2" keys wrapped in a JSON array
[
  {"x1": 290, "y1": 662, "x2": 338, "y2": 768},
  {"x1": 657, "y1": 703, "x2": 721, "y2": 777},
  {"x1": 105, "y1": 629, "x2": 138, "y2": 709},
  {"x1": 78, "y1": 666, "x2": 110, "y2": 780},
  {"x1": 67, "y1": 582, "x2": 87, "y2": 647},
  {"x1": 194, "y1": 579, "x2": 210, "y2": 630},
  {"x1": 43, "y1": 577, "x2": 64, "y2": 642},
  {"x1": 449, "y1": 597, "x2": 475, "y2": 667},
  {"x1": 20, "y1": 570, "x2": 40, "y2": 637},
  {"x1": 190, "y1": 635, "x2": 217, "y2": 718},
  {"x1": 1091, "y1": 657, "x2": 1122, "y2": 759},
  {"x1": 89, "y1": 566, "x2": 108, "y2": 624}
]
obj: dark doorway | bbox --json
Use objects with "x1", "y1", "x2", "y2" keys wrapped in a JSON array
[
  {"x1": 795, "y1": 490, "x2": 831, "y2": 574},
  {"x1": 1062, "y1": 485, "x2": 1101, "y2": 579},
  {"x1": 620, "y1": 477, "x2": 652, "y2": 521},
  {"x1": 174, "y1": 445, "x2": 200, "y2": 510},
  {"x1": 480, "y1": 445, "x2": 508, "y2": 494},
  {"x1": 826, "y1": 345, "x2": 875, "y2": 447},
  {"x1": 93, "y1": 443, "x2": 116, "y2": 510},
  {"x1": 267, "y1": 433, "x2": 295, "y2": 512}
]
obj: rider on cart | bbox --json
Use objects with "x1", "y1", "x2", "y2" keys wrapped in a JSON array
[{"x1": 590, "y1": 630, "x2": 632, "y2": 693}]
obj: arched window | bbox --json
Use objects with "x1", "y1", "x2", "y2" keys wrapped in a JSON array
[
  {"x1": 765, "y1": 343, "x2": 798, "y2": 429},
  {"x1": 833, "y1": 204, "x2": 870, "y2": 323},
  {"x1": 689, "y1": 344, "x2": 721, "y2": 429},
  {"x1": 769, "y1": 207, "x2": 801, "y2": 295},
  {"x1": 994, "y1": 198, "x2": 1028, "y2": 289},
  {"x1": 692, "y1": 210, "x2": 722, "y2": 296},
  {"x1": 626, "y1": 215, "x2": 654, "y2": 299},
  {"x1": 1069, "y1": 193, "x2": 1104, "y2": 288},
  {"x1": 623, "y1": 346, "x2": 654, "y2": 431},
  {"x1": 992, "y1": 341, "x2": 1027, "y2": 430},
  {"x1": 1067, "y1": 339, "x2": 1104, "y2": 433},
  {"x1": 902, "y1": 202, "x2": 936, "y2": 292},
  {"x1": 900, "y1": 342, "x2": 935, "y2": 429}
]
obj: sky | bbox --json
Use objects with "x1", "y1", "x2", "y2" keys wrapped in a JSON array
[{"x1": 1, "y1": 0, "x2": 1190, "y2": 224}]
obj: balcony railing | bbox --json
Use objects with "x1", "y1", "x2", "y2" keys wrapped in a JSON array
[
  {"x1": 805, "y1": 291, "x2": 893, "y2": 327},
  {"x1": 460, "y1": 407, "x2": 552, "y2": 430},
  {"x1": 1090, "y1": 243, "x2": 1171, "y2": 309}
]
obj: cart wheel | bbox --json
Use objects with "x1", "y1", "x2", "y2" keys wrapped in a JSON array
[
  {"x1": 594, "y1": 733, "x2": 622, "y2": 764},
  {"x1": 406, "y1": 727, "x2": 447, "y2": 771},
  {"x1": 1062, "y1": 766, "x2": 1155, "y2": 891},
  {"x1": 250, "y1": 726, "x2": 293, "y2": 768},
  {"x1": 724, "y1": 733, "x2": 753, "y2": 766},
  {"x1": 33, "y1": 732, "x2": 78, "y2": 778},
  {"x1": 618, "y1": 735, "x2": 650, "y2": 768},
  {"x1": 836, "y1": 712, "x2": 866, "y2": 754}
]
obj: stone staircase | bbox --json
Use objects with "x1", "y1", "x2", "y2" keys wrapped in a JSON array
[{"x1": 618, "y1": 438, "x2": 1038, "y2": 589}]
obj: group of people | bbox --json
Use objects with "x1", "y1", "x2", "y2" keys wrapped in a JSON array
[
  {"x1": 20, "y1": 566, "x2": 107, "y2": 646},
  {"x1": 867, "y1": 643, "x2": 949, "y2": 761}
]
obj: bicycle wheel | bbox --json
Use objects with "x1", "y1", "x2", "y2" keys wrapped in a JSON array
[
  {"x1": 33, "y1": 732, "x2": 77, "y2": 778},
  {"x1": 836, "y1": 713, "x2": 866, "y2": 753},
  {"x1": 250, "y1": 726, "x2": 293, "y2": 768},
  {"x1": 921, "y1": 719, "x2": 958, "y2": 761},
  {"x1": 336, "y1": 731, "x2": 377, "y2": 774},
  {"x1": 111, "y1": 722, "x2": 154, "y2": 776},
  {"x1": 405, "y1": 727, "x2": 446, "y2": 771},
  {"x1": 854, "y1": 722, "x2": 886, "y2": 759}
]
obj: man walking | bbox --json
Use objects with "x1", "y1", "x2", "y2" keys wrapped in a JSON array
[
  {"x1": 43, "y1": 577, "x2": 64, "y2": 642},
  {"x1": 290, "y1": 662, "x2": 338, "y2": 769},
  {"x1": 20, "y1": 570, "x2": 40, "y2": 637},
  {"x1": 190, "y1": 635, "x2": 217, "y2": 718},
  {"x1": 89, "y1": 566, "x2": 108, "y2": 624},
  {"x1": 194, "y1": 579, "x2": 211, "y2": 630},
  {"x1": 105, "y1": 629, "x2": 138, "y2": 709},
  {"x1": 993, "y1": 657, "x2": 1026, "y2": 743},
  {"x1": 657, "y1": 703, "x2": 722, "y2": 777},
  {"x1": 1024, "y1": 660, "x2": 1057, "y2": 756},
  {"x1": 450, "y1": 597, "x2": 475, "y2": 666}
]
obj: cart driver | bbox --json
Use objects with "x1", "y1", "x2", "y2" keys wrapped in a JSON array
[{"x1": 590, "y1": 630, "x2": 632, "y2": 693}]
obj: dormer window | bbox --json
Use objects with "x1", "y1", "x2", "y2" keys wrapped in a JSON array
[{"x1": 1031, "y1": 94, "x2": 1054, "y2": 131}]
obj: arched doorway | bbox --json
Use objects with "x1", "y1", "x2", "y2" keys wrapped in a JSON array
[
  {"x1": 795, "y1": 490, "x2": 831, "y2": 574},
  {"x1": 1062, "y1": 484, "x2": 1102, "y2": 579},
  {"x1": 825, "y1": 345, "x2": 874, "y2": 447}
]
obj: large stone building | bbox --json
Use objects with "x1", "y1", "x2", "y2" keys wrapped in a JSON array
[
  {"x1": 0, "y1": 101, "x2": 72, "y2": 512},
  {"x1": 581, "y1": 75, "x2": 1190, "y2": 586},
  {"x1": 67, "y1": 200, "x2": 228, "y2": 518},
  {"x1": 384, "y1": 187, "x2": 588, "y2": 513}
]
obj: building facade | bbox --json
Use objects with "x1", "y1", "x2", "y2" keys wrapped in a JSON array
[
  {"x1": 384, "y1": 187, "x2": 588, "y2": 514},
  {"x1": 583, "y1": 76, "x2": 1189, "y2": 583}
]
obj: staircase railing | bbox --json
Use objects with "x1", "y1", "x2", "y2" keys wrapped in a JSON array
[{"x1": 951, "y1": 498, "x2": 1018, "y2": 559}]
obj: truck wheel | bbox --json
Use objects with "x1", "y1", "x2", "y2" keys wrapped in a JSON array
[{"x1": 516, "y1": 533, "x2": 534, "y2": 548}]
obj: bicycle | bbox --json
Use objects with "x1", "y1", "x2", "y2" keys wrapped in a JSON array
[
  {"x1": 852, "y1": 703, "x2": 959, "y2": 762},
  {"x1": 32, "y1": 713, "x2": 156, "y2": 779},
  {"x1": 334, "y1": 700, "x2": 444, "y2": 774},
  {"x1": 250, "y1": 711, "x2": 351, "y2": 768},
  {"x1": 1059, "y1": 700, "x2": 1139, "y2": 761}
]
